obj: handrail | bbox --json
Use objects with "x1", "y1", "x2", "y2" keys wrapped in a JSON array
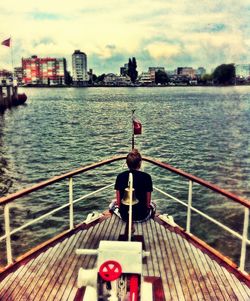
[
  {"x1": 143, "y1": 156, "x2": 250, "y2": 209},
  {"x1": 0, "y1": 155, "x2": 249, "y2": 272},
  {"x1": 154, "y1": 186, "x2": 250, "y2": 244},
  {"x1": 0, "y1": 155, "x2": 126, "y2": 206},
  {"x1": 0, "y1": 183, "x2": 114, "y2": 242},
  {"x1": 1, "y1": 155, "x2": 249, "y2": 208}
]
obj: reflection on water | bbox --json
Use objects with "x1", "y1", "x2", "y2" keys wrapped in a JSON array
[{"x1": 0, "y1": 86, "x2": 249, "y2": 270}]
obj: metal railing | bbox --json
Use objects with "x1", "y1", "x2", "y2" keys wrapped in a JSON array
[
  {"x1": 0, "y1": 155, "x2": 249, "y2": 274},
  {"x1": 143, "y1": 156, "x2": 250, "y2": 273},
  {"x1": 0, "y1": 156, "x2": 126, "y2": 267}
]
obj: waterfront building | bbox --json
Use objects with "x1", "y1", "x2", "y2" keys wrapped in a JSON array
[
  {"x1": 22, "y1": 55, "x2": 67, "y2": 85},
  {"x1": 177, "y1": 67, "x2": 195, "y2": 79},
  {"x1": 116, "y1": 75, "x2": 131, "y2": 86},
  {"x1": 103, "y1": 73, "x2": 131, "y2": 86},
  {"x1": 120, "y1": 63, "x2": 128, "y2": 76},
  {"x1": 0, "y1": 69, "x2": 12, "y2": 85},
  {"x1": 235, "y1": 64, "x2": 250, "y2": 78},
  {"x1": 14, "y1": 67, "x2": 24, "y2": 85},
  {"x1": 147, "y1": 67, "x2": 166, "y2": 84},
  {"x1": 148, "y1": 67, "x2": 165, "y2": 73},
  {"x1": 103, "y1": 73, "x2": 117, "y2": 86},
  {"x1": 137, "y1": 71, "x2": 155, "y2": 85},
  {"x1": 72, "y1": 50, "x2": 88, "y2": 85}
]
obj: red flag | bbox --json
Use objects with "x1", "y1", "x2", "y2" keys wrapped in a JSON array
[
  {"x1": 133, "y1": 118, "x2": 142, "y2": 135},
  {"x1": 1, "y1": 38, "x2": 11, "y2": 47}
]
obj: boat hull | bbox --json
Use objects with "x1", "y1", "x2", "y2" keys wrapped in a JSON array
[{"x1": 12, "y1": 93, "x2": 27, "y2": 105}]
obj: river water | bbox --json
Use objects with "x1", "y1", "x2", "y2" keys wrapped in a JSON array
[{"x1": 0, "y1": 86, "x2": 249, "y2": 270}]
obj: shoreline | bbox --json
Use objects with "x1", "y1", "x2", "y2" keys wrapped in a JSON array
[{"x1": 19, "y1": 84, "x2": 250, "y2": 88}]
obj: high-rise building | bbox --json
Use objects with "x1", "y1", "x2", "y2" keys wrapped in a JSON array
[
  {"x1": 72, "y1": 50, "x2": 88, "y2": 85},
  {"x1": 22, "y1": 55, "x2": 67, "y2": 85}
]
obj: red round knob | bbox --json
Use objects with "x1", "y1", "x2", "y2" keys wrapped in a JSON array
[{"x1": 99, "y1": 260, "x2": 122, "y2": 281}]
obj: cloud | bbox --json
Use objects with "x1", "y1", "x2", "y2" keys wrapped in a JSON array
[
  {"x1": 145, "y1": 43, "x2": 181, "y2": 59},
  {"x1": 0, "y1": 0, "x2": 249, "y2": 74},
  {"x1": 94, "y1": 45, "x2": 118, "y2": 59}
]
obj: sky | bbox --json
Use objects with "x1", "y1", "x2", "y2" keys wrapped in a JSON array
[{"x1": 0, "y1": 0, "x2": 250, "y2": 75}]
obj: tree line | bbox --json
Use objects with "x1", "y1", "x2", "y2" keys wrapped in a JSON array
[
  {"x1": 89, "y1": 60, "x2": 238, "y2": 86},
  {"x1": 107, "y1": 62, "x2": 236, "y2": 85},
  {"x1": 154, "y1": 64, "x2": 236, "y2": 85}
]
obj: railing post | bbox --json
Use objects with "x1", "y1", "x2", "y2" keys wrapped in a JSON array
[
  {"x1": 69, "y1": 177, "x2": 74, "y2": 230},
  {"x1": 4, "y1": 204, "x2": 13, "y2": 265},
  {"x1": 186, "y1": 180, "x2": 193, "y2": 233},
  {"x1": 239, "y1": 207, "x2": 249, "y2": 272}
]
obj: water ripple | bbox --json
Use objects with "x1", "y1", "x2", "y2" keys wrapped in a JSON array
[{"x1": 0, "y1": 86, "x2": 249, "y2": 269}]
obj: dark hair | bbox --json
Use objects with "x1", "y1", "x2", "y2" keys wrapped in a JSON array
[{"x1": 126, "y1": 149, "x2": 142, "y2": 170}]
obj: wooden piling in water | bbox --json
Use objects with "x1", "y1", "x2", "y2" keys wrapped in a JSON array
[{"x1": 0, "y1": 84, "x2": 19, "y2": 112}]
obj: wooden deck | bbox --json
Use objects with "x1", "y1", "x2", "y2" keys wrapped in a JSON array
[{"x1": 0, "y1": 213, "x2": 249, "y2": 301}]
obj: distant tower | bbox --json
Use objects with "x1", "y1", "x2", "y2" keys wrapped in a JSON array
[{"x1": 72, "y1": 50, "x2": 88, "y2": 85}]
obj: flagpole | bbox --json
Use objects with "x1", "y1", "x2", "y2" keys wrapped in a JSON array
[
  {"x1": 10, "y1": 36, "x2": 14, "y2": 79},
  {"x1": 132, "y1": 110, "x2": 135, "y2": 150}
]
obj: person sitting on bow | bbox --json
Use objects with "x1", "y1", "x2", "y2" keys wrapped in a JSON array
[{"x1": 113, "y1": 149, "x2": 155, "y2": 222}]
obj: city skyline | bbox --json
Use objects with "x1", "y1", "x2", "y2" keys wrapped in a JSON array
[{"x1": 0, "y1": 1, "x2": 250, "y2": 74}]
